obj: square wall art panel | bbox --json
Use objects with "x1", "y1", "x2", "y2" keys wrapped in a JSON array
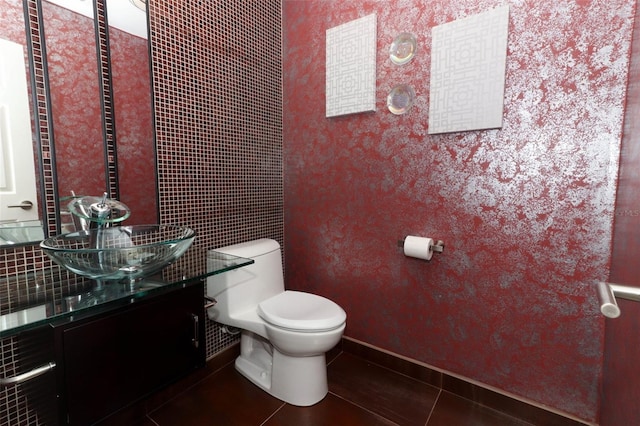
[
  {"x1": 428, "y1": 5, "x2": 510, "y2": 134},
  {"x1": 326, "y1": 14, "x2": 377, "y2": 118}
]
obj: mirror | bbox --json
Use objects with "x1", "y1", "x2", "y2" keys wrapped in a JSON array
[
  {"x1": 108, "y1": 2, "x2": 157, "y2": 225},
  {"x1": 42, "y1": 0, "x2": 107, "y2": 208},
  {"x1": 0, "y1": 0, "x2": 157, "y2": 248}
]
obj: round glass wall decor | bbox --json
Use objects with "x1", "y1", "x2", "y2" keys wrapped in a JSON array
[
  {"x1": 389, "y1": 33, "x2": 417, "y2": 65},
  {"x1": 387, "y1": 84, "x2": 416, "y2": 115}
]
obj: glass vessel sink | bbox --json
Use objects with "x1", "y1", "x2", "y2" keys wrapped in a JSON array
[{"x1": 40, "y1": 225, "x2": 195, "y2": 282}]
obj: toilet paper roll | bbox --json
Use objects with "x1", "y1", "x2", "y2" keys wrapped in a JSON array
[{"x1": 403, "y1": 236, "x2": 434, "y2": 261}]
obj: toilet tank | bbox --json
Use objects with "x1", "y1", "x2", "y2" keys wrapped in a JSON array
[{"x1": 207, "y1": 239, "x2": 284, "y2": 319}]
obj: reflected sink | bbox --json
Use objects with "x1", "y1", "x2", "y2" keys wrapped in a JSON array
[{"x1": 40, "y1": 225, "x2": 195, "y2": 282}]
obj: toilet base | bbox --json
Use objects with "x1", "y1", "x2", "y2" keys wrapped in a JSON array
[{"x1": 234, "y1": 331, "x2": 329, "y2": 406}]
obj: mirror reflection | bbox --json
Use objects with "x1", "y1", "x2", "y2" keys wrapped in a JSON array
[
  {"x1": 43, "y1": 1, "x2": 106, "y2": 208},
  {"x1": 0, "y1": 0, "x2": 157, "y2": 247},
  {"x1": 108, "y1": 5, "x2": 157, "y2": 226}
]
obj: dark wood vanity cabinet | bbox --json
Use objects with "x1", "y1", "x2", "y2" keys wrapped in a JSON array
[{"x1": 53, "y1": 282, "x2": 206, "y2": 425}]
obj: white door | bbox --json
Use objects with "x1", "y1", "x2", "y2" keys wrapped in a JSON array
[{"x1": 0, "y1": 38, "x2": 40, "y2": 224}]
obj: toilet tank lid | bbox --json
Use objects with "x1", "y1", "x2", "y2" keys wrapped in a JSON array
[{"x1": 213, "y1": 238, "x2": 280, "y2": 258}]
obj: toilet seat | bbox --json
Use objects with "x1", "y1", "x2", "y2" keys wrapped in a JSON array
[{"x1": 258, "y1": 291, "x2": 346, "y2": 332}]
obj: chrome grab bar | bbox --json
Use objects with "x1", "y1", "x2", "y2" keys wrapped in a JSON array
[
  {"x1": 596, "y1": 282, "x2": 640, "y2": 318},
  {"x1": 0, "y1": 362, "x2": 56, "y2": 387},
  {"x1": 609, "y1": 283, "x2": 640, "y2": 302},
  {"x1": 597, "y1": 282, "x2": 621, "y2": 318}
]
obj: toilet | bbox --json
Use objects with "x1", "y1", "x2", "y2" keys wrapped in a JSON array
[{"x1": 206, "y1": 238, "x2": 346, "y2": 406}]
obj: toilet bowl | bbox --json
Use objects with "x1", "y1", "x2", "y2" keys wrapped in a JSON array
[{"x1": 206, "y1": 239, "x2": 346, "y2": 406}]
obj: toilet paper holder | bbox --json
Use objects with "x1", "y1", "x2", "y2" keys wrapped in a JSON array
[{"x1": 396, "y1": 238, "x2": 445, "y2": 253}]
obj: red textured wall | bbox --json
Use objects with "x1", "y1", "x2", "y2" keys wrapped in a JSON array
[
  {"x1": 282, "y1": 0, "x2": 635, "y2": 422},
  {"x1": 42, "y1": 2, "x2": 155, "y2": 223}
]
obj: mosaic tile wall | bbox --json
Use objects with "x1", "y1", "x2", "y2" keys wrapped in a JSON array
[
  {"x1": 0, "y1": 0, "x2": 282, "y2": 423},
  {"x1": 147, "y1": 0, "x2": 283, "y2": 358}
]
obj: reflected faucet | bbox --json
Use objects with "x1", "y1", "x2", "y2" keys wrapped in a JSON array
[{"x1": 68, "y1": 192, "x2": 131, "y2": 232}]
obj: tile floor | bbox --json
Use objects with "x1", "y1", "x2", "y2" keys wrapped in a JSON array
[{"x1": 128, "y1": 351, "x2": 551, "y2": 426}]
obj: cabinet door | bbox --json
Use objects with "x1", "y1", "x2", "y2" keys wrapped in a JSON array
[{"x1": 59, "y1": 283, "x2": 205, "y2": 425}]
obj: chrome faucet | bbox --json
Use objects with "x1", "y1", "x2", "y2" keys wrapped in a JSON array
[{"x1": 66, "y1": 193, "x2": 132, "y2": 290}]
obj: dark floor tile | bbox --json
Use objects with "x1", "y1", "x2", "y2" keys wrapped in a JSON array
[
  {"x1": 442, "y1": 375, "x2": 584, "y2": 426},
  {"x1": 343, "y1": 338, "x2": 442, "y2": 388},
  {"x1": 264, "y1": 394, "x2": 397, "y2": 426},
  {"x1": 148, "y1": 364, "x2": 284, "y2": 425},
  {"x1": 144, "y1": 344, "x2": 241, "y2": 413},
  {"x1": 428, "y1": 392, "x2": 532, "y2": 426},
  {"x1": 136, "y1": 417, "x2": 159, "y2": 426},
  {"x1": 328, "y1": 353, "x2": 439, "y2": 426},
  {"x1": 97, "y1": 404, "x2": 147, "y2": 426},
  {"x1": 101, "y1": 415, "x2": 157, "y2": 426}
]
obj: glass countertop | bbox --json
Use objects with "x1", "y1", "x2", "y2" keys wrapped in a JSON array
[{"x1": 0, "y1": 247, "x2": 253, "y2": 338}]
